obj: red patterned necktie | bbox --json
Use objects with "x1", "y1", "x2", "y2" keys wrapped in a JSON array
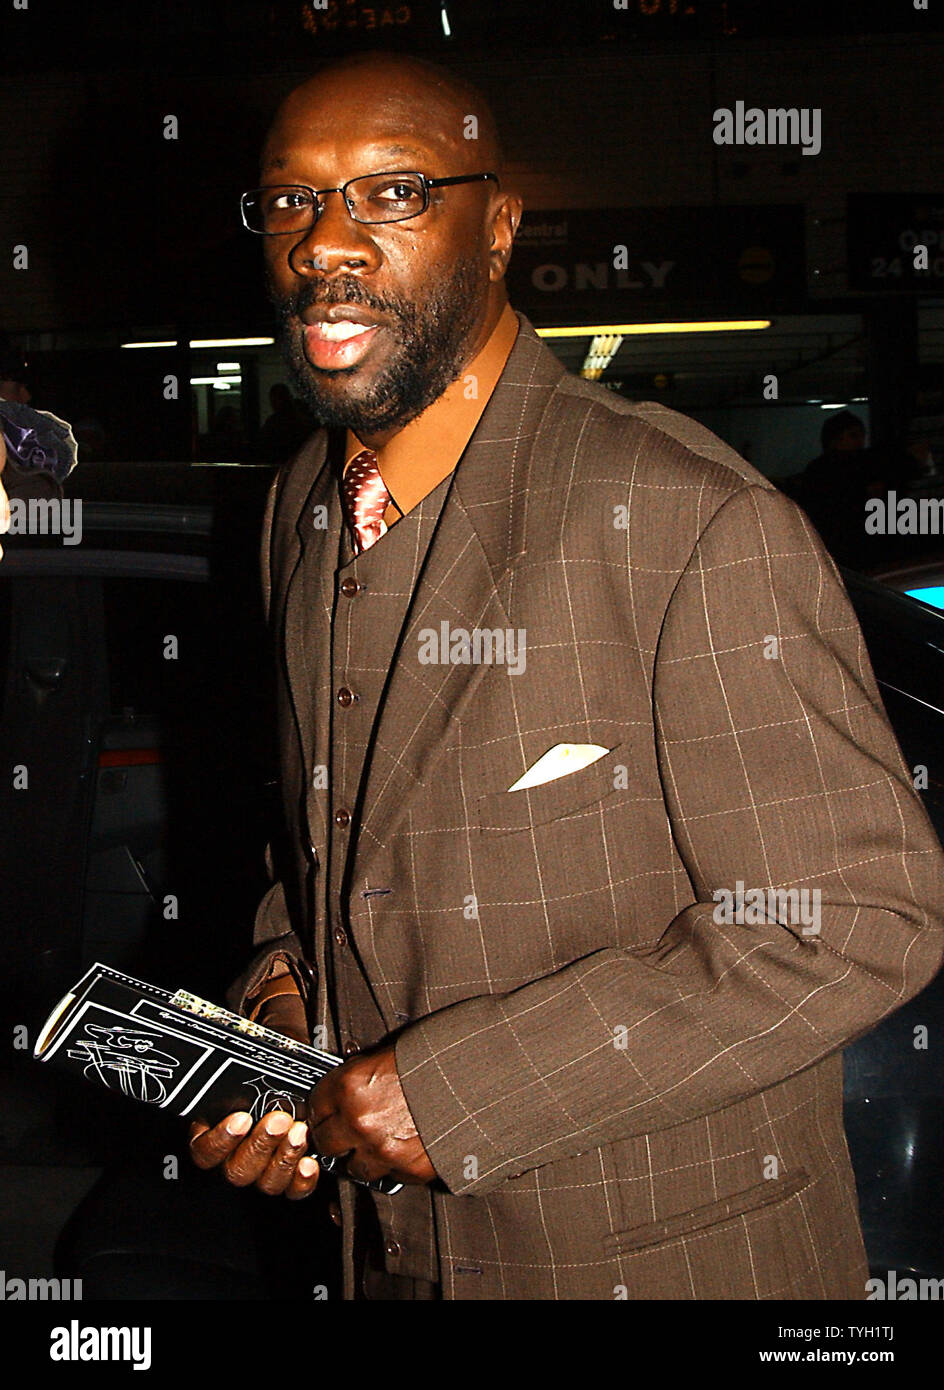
[{"x1": 342, "y1": 449, "x2": 391, "y2": 555}]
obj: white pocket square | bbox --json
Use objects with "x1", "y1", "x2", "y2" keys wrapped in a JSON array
[{"x1": 508, "y1": 743, "x2": 611, "y2": 792}]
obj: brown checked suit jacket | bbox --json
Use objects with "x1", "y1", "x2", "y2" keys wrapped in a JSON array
[{"x1": 230, "y1": 313, "x2": 944, "y2": 1300}]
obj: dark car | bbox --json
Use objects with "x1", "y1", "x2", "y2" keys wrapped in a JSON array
[
  {"x1": 0, "y1": 461, "x2": 338, "y2": 1298},
  {"x1": 0, "y1": 464, "x2": 942, "y2": 1296}
]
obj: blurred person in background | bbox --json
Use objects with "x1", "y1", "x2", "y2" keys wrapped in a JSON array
[
  {"x1": 257, "y1": 382, "x2": 315, "y2": 464},
  {"x1": 798, "y1": 411, "x2": 885, "y2": 567}
]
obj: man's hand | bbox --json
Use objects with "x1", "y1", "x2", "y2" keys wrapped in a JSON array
[
  {"x1": 307, "y1": 1043, "x2": 436, "y2": 1186},
  {"x1": 188, "y1": 991, "x2": 317, "y2": 1198},
  {"x1": 189, "y1": 1109, "x2": 318, "y2": 1198}
]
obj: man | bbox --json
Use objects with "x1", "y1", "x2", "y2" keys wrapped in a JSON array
[
  {"x1": 257, "y1": 382, "x2": 315, "y2": 464},
  {"x1": 190, "y1": 51, "x2": 944, "y2": 1300},
  {"x1": 796, "y1": 411, "x2": 884, "y2": 568}
]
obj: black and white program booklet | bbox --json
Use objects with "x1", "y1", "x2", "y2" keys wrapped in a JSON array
[{"x1": 33, "y1": 961, "x2": 401, "y2": 1194}]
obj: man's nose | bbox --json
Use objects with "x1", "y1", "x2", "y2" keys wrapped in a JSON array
[{"x1": 288, "y1": 191, "x2": 381, "y2": 278}]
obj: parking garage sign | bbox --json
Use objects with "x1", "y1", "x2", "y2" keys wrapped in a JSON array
[
  {"x1": 506, "y1": 205, "x2": 806, "y2": 323},
  {"x1": 848, "y1": 194, "x2": 944, "y2": 291}
]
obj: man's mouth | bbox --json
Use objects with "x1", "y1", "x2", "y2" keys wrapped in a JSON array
[{"x1": 300, "y1": 306, "x2": 387, "y2": 370}]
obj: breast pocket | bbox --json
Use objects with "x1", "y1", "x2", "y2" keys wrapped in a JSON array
[{"x1": 476, "y1": 743, "x2": 623, "y2": 836}]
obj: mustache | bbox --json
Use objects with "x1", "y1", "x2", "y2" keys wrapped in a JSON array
[{"x1": 278, "y1": 276, "x2": 406, "y2": 325}]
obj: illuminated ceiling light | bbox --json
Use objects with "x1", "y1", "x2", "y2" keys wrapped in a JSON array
[
  {"x1": 580, "y1": 334, "x2": 624, "y2": 380},
  {"x1": 819, "y1": 403, "x2": 849, "y2": 410},
  {"x1": 537, "y1": 321, "x2": 772, "y2": 338},
  {"x1": 216, "y1": 362, "x2": 240, "y2": 371},
  {"x1": 190, "y1": 376, "x2": 243, "y2": 387},
  {"x1": 188, "y1": 337, "x2": 275, "y2": 348},
  {"x1": 440, "y1": 4, "x2": 452, "y2": 36},
  {"x1": 121, "y1": 340, "x2": 178, "y2": 349}
]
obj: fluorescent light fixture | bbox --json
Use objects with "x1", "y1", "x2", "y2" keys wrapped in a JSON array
[
  {"x1": 216, "y1": 362, "x2": 240, "y2": 371},
  {"x1": 441, "y1": 3, "x2": 451, "y2": 35},
  {"x1": 537, "y1": 321, "x2": 771, "y2": 338},
  {"x1": 121, "y1": 340, "x2": 178, "y2": 349},
  {"x1": 189, "y1": 337, "x2": 274, "y2": 348},
  {"x1": 190, "y1": 376, "x2": 242, "y2": 387},
  {"x1": 581, "y1": 334, "x2": 624, "y2": 379},
  {"x1": 819, "y1": 403, "x2": 849, "y2": 410}
]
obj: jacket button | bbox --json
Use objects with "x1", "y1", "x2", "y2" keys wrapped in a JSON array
[
  {"x1": 343, "y1": 1039, "x2": 360, "y2": 1057},
  {"x1": 337, "y1": 687, "x2": 356, "y2": 707},
  {"x1": 340, "y1": 577, "x2": 360, "y2": 597},
  {"x1": 334, "y1": 926, "x2": 347, "y2": 947},
  {"x1": 328, "y1": 1201, "x2": 342, "y2": 1227},
  {"x1": 384, "y1": 1239, "x2": 400, "y2": 1258},
  {"x1": 334, "y1": 809, "x2": 351, "y2": 828}
]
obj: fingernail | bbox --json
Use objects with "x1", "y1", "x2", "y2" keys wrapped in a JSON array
[
  {"x1": 226, "y1": 1113, "x2": 252, "y2": 1136},
  {"x1": 298, "y1": 1157, "x2": 318, "y2": 1177},
  {"x1": 265, "y1": 1112, "x2": 293, "y2": 1136},
  {"x1": 288, "y1": 1121, "x2": 308, "y2": 1147}
]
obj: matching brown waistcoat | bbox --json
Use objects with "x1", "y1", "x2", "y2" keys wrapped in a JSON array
[{"x1": 307, "y1": 460, "x2": 457, "y2": 1289}]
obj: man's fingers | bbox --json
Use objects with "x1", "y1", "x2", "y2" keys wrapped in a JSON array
[
  {"x1": 188, "y1": 1111, "x2": 321, "y2": 1199},
  {"x1": 285, "y1": 1155, "x2": 320, "y2": 1201},
  {"x1": 222, "y1": 1111, "x2": 295, "y2": 1187},
  {"x1": 255, "y1": 1120, "x2": 311, "y2": 1196},
  {"x1": 188, "y1": 1112, "x2": 253, "y2": 1169}
]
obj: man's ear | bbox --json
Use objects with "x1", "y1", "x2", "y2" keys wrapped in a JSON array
[{"x1": 488, "y1": 193, "x2": 523, "y2": 282}]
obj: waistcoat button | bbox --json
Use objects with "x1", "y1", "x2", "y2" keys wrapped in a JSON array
[
  {"x1": 340, "y1": 577, "x2": 360, "y2": 597},
  {"x1": 385, "y1": 1239, "x2": 400, "y2": 1258},
  {"x1": 334, "y1": 926, "x2": 347, "y2": 947},
  {"x1": 334, "y1": 809, "x2": 351, "y2": 828},
  {"x1": 337, "y1": 687, "x2": 356, "y2": 707}
]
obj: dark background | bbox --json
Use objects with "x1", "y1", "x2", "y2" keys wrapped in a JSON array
[{"x1": 3, "y1": 0, "x2": 944, "y2": 477}]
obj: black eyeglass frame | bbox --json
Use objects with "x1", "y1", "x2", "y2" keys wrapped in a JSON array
[{"x1": 240, "y1": 170, "x2": 500, "y2": 234}]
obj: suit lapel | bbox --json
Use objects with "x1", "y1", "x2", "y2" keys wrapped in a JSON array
[{"x1": 350, "y1": 315, "x2": 566, "y2": 881}]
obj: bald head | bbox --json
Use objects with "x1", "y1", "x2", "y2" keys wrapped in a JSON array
[{"x1": 264, "y1": 51, "x2": 505, "y2": 182}]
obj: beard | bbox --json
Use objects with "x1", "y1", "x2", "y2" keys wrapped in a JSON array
[{"x1": 266, "y1": 255, "x2": 489, "y2": 438}]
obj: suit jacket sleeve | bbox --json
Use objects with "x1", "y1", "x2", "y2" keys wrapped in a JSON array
[
  {"x1": 226, "y1": 467, "x2": 309, "y2": 1016},
  {"x1": 395, "y1": 483, "x2": 944, "y2": 1195}
]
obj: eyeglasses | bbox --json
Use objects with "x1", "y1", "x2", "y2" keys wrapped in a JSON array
[{"x1": 240, "y1": 169, "x2": 499, "y2": 235}]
